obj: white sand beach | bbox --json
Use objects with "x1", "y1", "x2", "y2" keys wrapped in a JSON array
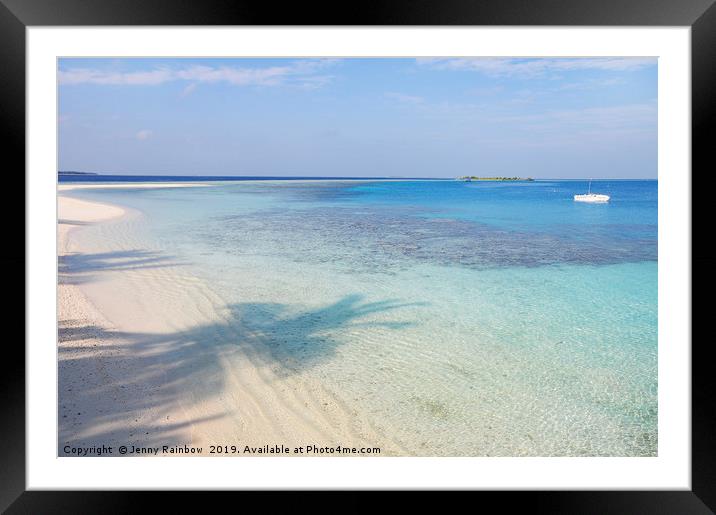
[{"x1": 58, "y1": 192, "x2": 393, "y2": 456}]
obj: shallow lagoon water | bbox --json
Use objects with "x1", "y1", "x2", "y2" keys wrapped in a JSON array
[{"x1": 65, "y1": 179, "x2": 657, "y2": 456}]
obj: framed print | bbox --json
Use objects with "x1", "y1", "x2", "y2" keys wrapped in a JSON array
[{"x1": 3, "y1": 0, "x2": 713, "y2": 511}]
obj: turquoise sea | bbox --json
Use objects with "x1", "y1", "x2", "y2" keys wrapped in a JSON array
[{"x1": 63, "y1": 178, "x2": 657, "y2": 456}]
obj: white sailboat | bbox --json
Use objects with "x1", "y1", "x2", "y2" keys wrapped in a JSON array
[{"x1": 574, "y1": 180, "x2": 609, "y2": 203}]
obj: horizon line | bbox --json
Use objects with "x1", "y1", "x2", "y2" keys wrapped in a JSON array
[{"x1": 57, "y1": 171, "x2": 657, "y2": 180}]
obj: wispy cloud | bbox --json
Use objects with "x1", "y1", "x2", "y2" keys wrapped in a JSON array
[
  {"x1": 383, "y1": 91, "x2": 656, "y2": 146},
  {"x1": 501, "y1": 102, "x2": 656, "y2": 127},
  {"x1": 417, "y1": 57, "x2": 656, "y2": 77},
  {"x1": 487, "y1": 102, "x2": 658, "y2": 147},
  {"x1": 58, "y1": 59, "x2": 340, "y2": 89},
  {"x1": 180, "y1": 83, "x2": 197, "y2": 97},
  {"x1": 135, "y1": 129, "x2": 152, "y2": 140},
  {"x1": 59, "y1": 68, "x2": 173, "y2": 86},
  {"x1": 468, "y1": 85, "x2": 504, "y2": 96},
  {"x1": 558, "y1": 77, "x2": 626, "y2": 91},
  {"x1": 385, "y1": 92, "x2": 425, "y2": 104}
]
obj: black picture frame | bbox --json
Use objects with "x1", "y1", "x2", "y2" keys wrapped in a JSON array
[{"x1": 2, "y1": 0, "x2": 712, "y2": 512}]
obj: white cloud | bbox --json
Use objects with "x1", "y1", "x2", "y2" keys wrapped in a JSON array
[
  {"x1": 417, "y1": 57, "x2": 656, "y2": 77},
  {"x1": 58, "y1": 59, "x2": 340, "y2": 89},
  {"x1": 135, "y1": 129, "x2": 152, "y2": 140},
  {"x1": 385, "y1": 92, "x2": 425, "y2": 104},
  {"x1": 59, "y1": 68, "x2": 173, "y2": 85},
  {"x1": 501, "y1": 102, "x2": 657, "y2": 127},
  {"x1": 180, "y1": 83, "x2": 197, "y2": 97},
  {"x1": 488, "y1": 102, "x2": 658, "y2": 146},
  {"x1": 385, "y1": 93, "x2": 656, "y2": 146},
  {"x1": 558, "y1": 77, "x2": 626, "y2": 91},
  {"x1": 469, "y1": 85, "x2": 504, "y2": 96}
]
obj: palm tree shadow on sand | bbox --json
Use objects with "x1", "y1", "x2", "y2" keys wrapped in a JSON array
[
  {"x1": 59, "y1": 293, "x2": 426, "y2": 455},
  {"x1": 58, "y1": 249, "x2": 182, "y2": 285},
  {"x1": 230, "y1": 294, "x2": 423, "y2": 375}
]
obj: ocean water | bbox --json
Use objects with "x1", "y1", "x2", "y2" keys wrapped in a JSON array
[{"x1": 63, "y1": 179, "x2": 658, "y2": 456}]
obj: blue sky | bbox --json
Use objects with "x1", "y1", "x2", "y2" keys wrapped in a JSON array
[{"x1": 58, "y1": 57, "x2": 657, "y2": 178}]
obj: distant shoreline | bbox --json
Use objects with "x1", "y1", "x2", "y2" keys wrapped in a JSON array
[
  {"x1": 58, "y1": 174, "x2": 657, "y2": 184},
  {"x1": 57, "y1": 174, "x2": 452, "y2": 183},
  {"x1": 59, "y1": 183, "x2": 211, "y2": 191}
]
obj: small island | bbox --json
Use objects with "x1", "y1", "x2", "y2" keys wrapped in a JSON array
[
  {"x1": 457, "y1": 176, "x2": 534, "y2": 182},
  {"x1": 58, "y1": 171, "x2": 99, "y2": 176}
]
